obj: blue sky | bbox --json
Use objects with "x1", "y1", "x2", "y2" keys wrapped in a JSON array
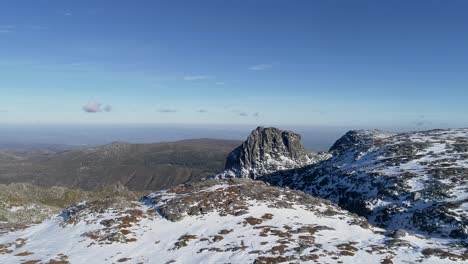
[{"x1": 0, "y1": 0, "x2": 467, "y2": 129}]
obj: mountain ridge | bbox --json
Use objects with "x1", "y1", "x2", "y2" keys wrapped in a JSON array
[{"x1": 2, "y1": 178, "x2": 465, "y2": 263}]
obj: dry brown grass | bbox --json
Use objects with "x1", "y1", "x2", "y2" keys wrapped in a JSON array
[
  {"x1": 14, "y1": 251, "x2": 33, "y2": 256},
  {"x1": 172, "y1": 234, "x2": 197, "y2": 249}
]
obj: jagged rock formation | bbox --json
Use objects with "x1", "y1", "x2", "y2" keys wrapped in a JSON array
[
  {"x1": 218, "y1": 127, "x2": 329, "y2": 178},
  {"x1": 262, "y1": 128, "x2": 468, "y2": 242},
  {"x1": 2, "y1": 179, "x2": 465, "y2": 263}
]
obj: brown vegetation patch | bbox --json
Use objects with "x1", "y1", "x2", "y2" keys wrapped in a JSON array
[
  {"x1": 421, "y1": 248, "x2": 467, "y2": 261},
  {"x1": 14, "y1": 251, "x2": 34, "y2": 256},
  {"x1": 172, "y1": 234, "x2": 197, "y2": 249},
  {"x1": 300, "y1": 254, "x2": 319, "y2": 261},
  {"x1": 339, "y1": 250, "x2": 355, "y2": 256},
  {"x1": 120, "y1": 229, "x2": 131, "y2": 235},
  {"x1": 254, "y1": 256, "x2": 293, "y2": 264},
  {"x1": 261, "y1": 213, "x2": 274, "y2": 220},
  {"x1": 0, "y1": 238, "x2": 27, "y2": 254},
  {"x1": 245, "y1": 217, "x2": 263, "y2": 225},
  {"x1": 336, "y1": 242, "x2": 358, "y2": 252},
  {"x1": 269, "y1": 245, "x2": 288, "y2": 254},
  {"x1": 380, "y1": 256, "x2": 394, "y2": 264},
  {"x1": 21, "y1": 261, "x2": 41, "y2": 264},
  {"x1": 46, "y1": 261, "x2": 70, "y2": 264},
  {"x1": 46, "y1": 253, "x2": 69, "y2": 264},
  {"x1": 118, "y1": 209, "x2": 144, "y2": 229},
  {"x1": 211, "y1": 235, "x2": 223, "y2": 242},
  {"x1": 218, "y1": 229, "x2": 233, "y2": 235}
]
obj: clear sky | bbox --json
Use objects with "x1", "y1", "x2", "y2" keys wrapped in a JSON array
[{"x1": 0, "y1": 0, "x2": 467, "y2": 129}]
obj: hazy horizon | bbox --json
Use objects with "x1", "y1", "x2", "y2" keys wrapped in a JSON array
[{"x1": 1, "y1": 123, "x2": 465, "y2": 152}]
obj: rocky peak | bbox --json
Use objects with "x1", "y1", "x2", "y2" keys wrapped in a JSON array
[
  {"x1": 218, "y1": 127, "x2": 329, "y2": 179},
  {"x1": 329, "y1": 130, "x2": 394, "y2": 155}
]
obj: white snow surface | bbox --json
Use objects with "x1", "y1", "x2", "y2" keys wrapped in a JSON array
[{"x1": 1, "y1": 179, "x2": 465, "y2": 263}]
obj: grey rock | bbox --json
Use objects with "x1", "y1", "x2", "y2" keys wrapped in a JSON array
[
  {"x1": 219, "y1": 127, "x2": 328, "y2": 179},
  {"x1": 392, "y1": 229, "x2": 407, "y2": 238}
]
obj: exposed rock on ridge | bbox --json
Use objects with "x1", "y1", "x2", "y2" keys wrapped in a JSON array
[
  {"x1": 218, "y1": 127, "x2": 329, "y2": 179},
  {"x1": 261, "y1": 128, "x2": 468, "y2": 242}
]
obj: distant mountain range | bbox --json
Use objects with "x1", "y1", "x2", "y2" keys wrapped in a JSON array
[{"x1": 0, "y1": 139, "x2": 240, "y2": 191}]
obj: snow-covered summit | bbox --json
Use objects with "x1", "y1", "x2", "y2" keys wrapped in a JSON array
[
  {"x1": 262, "y1": 128, "x2": 468, "y2": 243},
  {"x1": 1, "y1": 178, "x2": 465, "y2": 263}
]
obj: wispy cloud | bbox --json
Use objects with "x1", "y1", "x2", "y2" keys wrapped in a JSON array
[
  {"x1": 64, "y1": 12, "x2": 73, "y2": 16},
  {"x1": 183, "y1": 75, "x2": 213, "y2": 81},
  {"x1": 248, "y1": 64, "x2": 272, "y2": 71},
  {"x1": 234, "y1": 111, "x2": 260, "y2": 117},
  {"x1": 158, "y1": 109, "x2": 178, "y2": 113},
  {"x1": 82, "y1": 102, "x2": 112, "y2": 113},
  {"x1": 0, "y1": 109, "x2": 8, "y2": 113},
  {"x1": 196, "y1": 109, "x2": 208, "y2": 113},
  {"x1": 215, "y1": 82, "x2": 225, "y2": 85}
]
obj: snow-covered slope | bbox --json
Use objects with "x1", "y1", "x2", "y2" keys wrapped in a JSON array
[
  {"x1": 2, "y1": 178, "x2": 465, "y2": 263},
  {"x1": 217, "y1": 127, "x2": 330, "y2": 179},
  {"x1": 262, "y1": 128, "x2": 468, "y2": 242}
]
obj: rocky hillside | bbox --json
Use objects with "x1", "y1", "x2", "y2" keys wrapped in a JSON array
[
  {"x1": 218, "y1": 127, "x2": 329, "y2": 178},
  {"x1": 2, "y1": 178, "x2": 465, "y2": 263},
  {"x1": 0, "y1": 139, "x2": 240, "y2": 191},
  {"x1": 261, "y1": 128, "x2": 468, "y2": 242},
  {"x1": 0, "y1": 183, "x2": 142, "y2": 224}
]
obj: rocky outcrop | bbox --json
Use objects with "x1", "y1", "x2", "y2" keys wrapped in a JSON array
[
  {"x1": 218, "y1": 127, "x2": 329, "y2": 178},
  {"x1": 329, "y1": 130, "x2": 394, "y2": 155},
  {"x1": 261, "y1": 128, "x2": 468, "y2": 241}
]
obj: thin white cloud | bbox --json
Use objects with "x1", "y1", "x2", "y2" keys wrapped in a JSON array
[
  {"x1": 183, "y1": 75, "x2": 212, "y2": 81},
  {"x1": 82, "y1": 102, "x2": 112, "y2": 113},
  {"x1": 215, "y1": 82, "x2": 225, "y2": 85},
  {"x1": 64, "y1": 12, "x2": 72, "y2": 16},
  {"x1": 197, "y1": 109, "x2": 208, "y2": 113},
  {"x1": 249, "y1": 64, "x2": 272, "y2": 71},
  {"x1": 158, "y1": 109, "x2": 178, "y2": 113}
]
